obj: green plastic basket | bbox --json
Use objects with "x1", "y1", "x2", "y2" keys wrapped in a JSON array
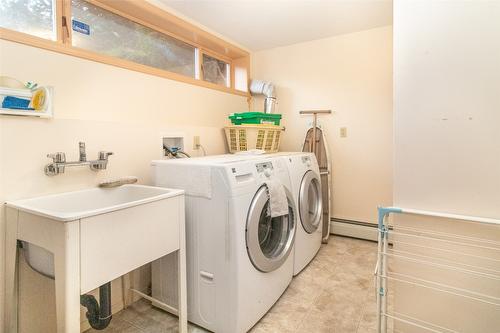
[{"x1": 228, "y1": 112, "x2": 282, "y2": 126}]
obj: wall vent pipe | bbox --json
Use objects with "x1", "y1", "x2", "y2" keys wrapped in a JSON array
[
  {"x1": 249, "y1": 80, "x2": 276, "y2": 114},
  {"x1": 80, "y1": 282, "x2": 112, "y2": 330}
]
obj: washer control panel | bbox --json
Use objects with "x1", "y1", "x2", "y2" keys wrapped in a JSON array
[{"x1": 256, "y1": 162, "x2": 274, "y2": 177}]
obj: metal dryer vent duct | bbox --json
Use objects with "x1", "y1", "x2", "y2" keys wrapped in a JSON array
[{"x1": 249, "y1": 80, "x2": 276, "y2": 114}]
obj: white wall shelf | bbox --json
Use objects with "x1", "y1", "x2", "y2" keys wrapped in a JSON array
[{"x1": 0, "y1": 86, "x2": 54, "y2": 118}]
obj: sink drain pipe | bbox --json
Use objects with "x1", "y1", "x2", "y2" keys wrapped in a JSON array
[
  {"x1": 18, "y1": 241, "x2": 112, "y2": 329},
  {"x1": 80, "y1": 282, "x2": 112, "y2": 330}
]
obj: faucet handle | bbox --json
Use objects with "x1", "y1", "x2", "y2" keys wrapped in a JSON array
[
  {"x1": 47, "y1": 152, "x2": 66, "y2": 163},
  {"x1": 79, "y1": 142, "x2": 87, "y2": 162},
  {"x1": 98, "y1": 151, "x2": 114, "y2": 160}
]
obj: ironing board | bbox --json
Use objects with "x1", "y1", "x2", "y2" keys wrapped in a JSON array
[{"x1": 300, "y1": 110, "x2": 332, "y2": 243}]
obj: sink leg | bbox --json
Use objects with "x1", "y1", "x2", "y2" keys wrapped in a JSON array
[
  {"x1": 5, "y1": 208, "x2": 19, "y2": 332},
  {"x1": 54, "y1": 221, "x2": 81, "y2": 333},
  {"x1": 178, "y1": 200, "x2": 188, "y2": 333}
]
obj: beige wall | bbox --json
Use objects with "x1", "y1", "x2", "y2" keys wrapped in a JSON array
[
  {"x1": 252, "y1": 27, "x2": 392, "y2": 222},
  {"x1": 251, "y1": 26, "x2": 393, "y2": 224},
  {"x1": 0, "y1": 39, "x2": 248, "y2": 332},
  {"x1": 394, "y1": 0, "x2": 500, "y2": 331}
]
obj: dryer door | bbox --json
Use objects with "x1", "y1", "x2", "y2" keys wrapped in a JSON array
[
  {"x1": 246, "y1": 186, "x2": 295, "y2": 273},
  {"x1": 299, "y1": 170, "x2": 323, "y2": 234}
]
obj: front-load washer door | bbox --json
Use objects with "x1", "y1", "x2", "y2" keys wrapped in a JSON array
[
  {"x1": 299, "y1": 170, "x2": 322, "y2": 234},
  {"x1": 246, "y1": 186, "x2": 296, "y2": 273}
]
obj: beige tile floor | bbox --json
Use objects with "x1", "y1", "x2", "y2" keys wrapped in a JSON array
[{"x1": 86, "y1": 236, "x2": 380, "y2": 333}]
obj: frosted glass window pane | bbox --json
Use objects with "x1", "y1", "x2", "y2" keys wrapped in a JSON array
[
  {"x1": 71, "y1": 0, "x2": 195, "y2": 77},
  {"x1": 0, "y1": 0, "x2": 56, "y2": 40},
  {"x1": 234, "y1": 66, "x2": 248, "y2": 92},
  {"x1": 202, "y1": 54, "x2": 230, "y2": 87}
]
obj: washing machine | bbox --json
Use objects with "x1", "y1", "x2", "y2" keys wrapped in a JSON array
[
  {"x1": 279, "y1": 152, "x2": 323, "y2": 275},
  {"x1": 151, "y1": 155, "x2": 296, "y2": 333}
]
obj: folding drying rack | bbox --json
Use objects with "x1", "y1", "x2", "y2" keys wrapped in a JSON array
[{"x1": 375, "y1": 206, "x2": 500, "y2": 333}]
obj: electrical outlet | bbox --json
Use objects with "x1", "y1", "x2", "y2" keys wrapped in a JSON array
[
  {"x1": 193, "y1": 136, "x2": 200, "y2": 150},
  {"x1": 340, "y1": 127, "x2": 347, "y2": 138}
]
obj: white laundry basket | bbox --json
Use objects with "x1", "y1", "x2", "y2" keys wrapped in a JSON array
[{"x1": 224, "y1": 124, "x2": 284, "y2": 153}]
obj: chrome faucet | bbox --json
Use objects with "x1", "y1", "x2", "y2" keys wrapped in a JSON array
[{"x1": 45, "y1": 142, "x2": 114, "y2": 176}]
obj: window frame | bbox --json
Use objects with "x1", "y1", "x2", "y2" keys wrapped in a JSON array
[{"x1": 0, "y1": 0, "x2": 250, "y2": 97}]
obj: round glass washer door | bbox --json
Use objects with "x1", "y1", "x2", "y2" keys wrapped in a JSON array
[
  {"x1": 246, "y1": 186, "x2": 296, "y2": 273},
  {"x1": 299, "y1": 170, "x2": 322, "y2": 234}
]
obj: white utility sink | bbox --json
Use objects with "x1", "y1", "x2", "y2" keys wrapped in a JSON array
[
  {"x1": 7, "y1": 185, "x2": 182, "y2": 277},
  {"x1": 5, "y1": 184, "x2": 187, "y2": 333},
  {"x1": 8, "y1": 184, "x2": 179, "y2": 222}
]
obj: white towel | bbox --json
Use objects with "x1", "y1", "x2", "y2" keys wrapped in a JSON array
[{"x1": 264, "y1": 180, "x2": 289, "y2": 217}]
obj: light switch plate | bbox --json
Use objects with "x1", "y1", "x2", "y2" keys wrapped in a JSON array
[{"x1": 340, "y1": 127, "x2": 347, "y2": 138}]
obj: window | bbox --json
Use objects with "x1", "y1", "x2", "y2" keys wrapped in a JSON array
[
  {"x1": 0, "y1": 0, "x2": 56, "y2": 40},
  {"x1": 71, "y1": 0, "x2": 196, "y2": 77},
  {"x1": 0, "y1": 0, "x2": 249, "y2": 95},
  {"x1": 202, "y1": 53, "x2": 230, "y2": 87}
]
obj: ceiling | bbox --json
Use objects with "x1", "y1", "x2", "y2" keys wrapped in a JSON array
[{"x1": 156, "y1": 0, "x2": 393, "y2": 51}]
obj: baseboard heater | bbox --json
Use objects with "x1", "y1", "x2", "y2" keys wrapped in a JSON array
[{"x1": 330, "y1": 218, "x2": 378, "y2": 241}]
